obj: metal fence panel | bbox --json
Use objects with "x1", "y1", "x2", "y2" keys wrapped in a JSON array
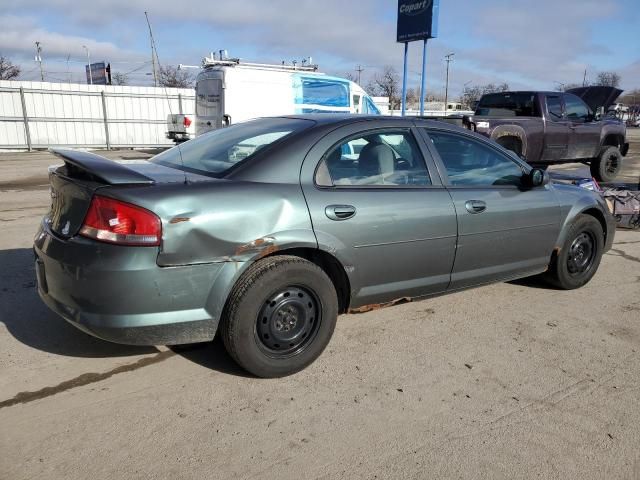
[{"x1": 0, "y1": 80, "x2": 196, "y2": 150}]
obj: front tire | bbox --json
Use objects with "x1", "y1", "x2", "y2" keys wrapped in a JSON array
[
  {"x1": 220, "y1": 255, "x2": 338, "y2": 378},
  {"x1": 543, "y1": 214, "x2": 604, "y2": 289},
  {"x1": 590, "y1": 146, "x2": 622, "y2": 182}
]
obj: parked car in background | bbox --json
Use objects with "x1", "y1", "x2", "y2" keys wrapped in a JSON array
[
  {"x1": 470, "y1": 86, "x2": 629, "y2": 182},
  {"x1": 35, "y1": 115, "x2": 615, "y2": 377}
]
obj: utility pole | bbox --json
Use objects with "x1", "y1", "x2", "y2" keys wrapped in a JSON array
[
  {"x1": 355, "y1": 65, "x2": 364, "y2": 85},
  {"x1": 443, "y1": 53, "x2": 454, "y2": 115},
  {"x1": 35, "y1": 42, "x2": 44, "y2": 81},
  {"x1": 83, "y1": 45, "x2": 92, "y2": 84},
  {"x1": 145, "y1": 12, "x2": 158, "y2": 87},
  {"x1": 583, "y1": 69, "x2": 587, "y2": 87}
]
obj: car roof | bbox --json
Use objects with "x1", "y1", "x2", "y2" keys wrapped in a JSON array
[{"x1": 274, "y1": 114, "x2": 467, "y2": 132}]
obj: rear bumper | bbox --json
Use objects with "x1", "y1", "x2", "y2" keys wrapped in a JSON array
[{"x1": 34, "y1": 221, "x2": 226, "y2": 345}]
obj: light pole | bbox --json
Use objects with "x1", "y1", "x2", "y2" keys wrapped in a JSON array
[
  {"x1": 83, "y1": 45, "x2": 93, "y2": 85},
  {"x1": 443, "y1": 53, "x2": 454, "y2": 115}
]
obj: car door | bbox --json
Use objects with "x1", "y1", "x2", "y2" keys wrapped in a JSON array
[
  {"x1": 541, "y1": 94, "x2": 570, "y2": 161},
  {"x1": 420, "y1": 128, "x2": 562, "y2": 290},
  {"x1": 300, "y1": 121, "x2": 457, "y2": 309},
  {"x1": 564, "y1": 93, "x2": 602, "y2": 159}
]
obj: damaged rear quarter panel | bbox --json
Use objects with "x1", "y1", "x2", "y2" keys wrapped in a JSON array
[{"x1": 106, "y1": 180, "x2": 318, "y2": 266}]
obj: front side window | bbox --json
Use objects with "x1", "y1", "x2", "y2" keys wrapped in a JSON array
[
  {"x1": 316, "y1": 130, "x2": 431, "y2": 187},
  {"x1": 546, "y1": 95, "x2": 563, "y2": 120},
  {"x1": 564, "y1": 94, "x2": 590, "y2": 121},
  {"x1": 152, "y1": 118, "x2": 313, "y2": 177},
  {"x1": 427, "y1": 130, "x2": 524, "y2": 187}
]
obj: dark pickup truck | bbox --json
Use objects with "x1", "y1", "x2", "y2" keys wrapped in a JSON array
[{"x1": 470, "y1": 87, "x2": 629, "y2": 182}]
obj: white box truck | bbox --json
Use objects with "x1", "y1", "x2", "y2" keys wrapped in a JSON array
[{"x1": 194, "y1": 55, "x2": 381, "y2": 136}]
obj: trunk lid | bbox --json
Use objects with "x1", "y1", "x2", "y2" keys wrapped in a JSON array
[{"x1": 47, "y1": 149, "x2": 211, "y2": 239}]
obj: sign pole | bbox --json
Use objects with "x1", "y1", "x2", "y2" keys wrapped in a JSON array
[
  {"x1": 419, "y1": 38, "x2": 428, "y2": 116},
  {"x1": 401, "y1": 42, "x2": 408, "y2": 116}
]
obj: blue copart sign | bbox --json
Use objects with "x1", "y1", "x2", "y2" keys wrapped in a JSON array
[{"x1": 397, "y1": 0, "x2": 439, "y2": 42}]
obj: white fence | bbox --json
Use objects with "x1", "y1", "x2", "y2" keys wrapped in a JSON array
[{"x1": 0, "y1": 80, "x2": 195, "y2": 150}]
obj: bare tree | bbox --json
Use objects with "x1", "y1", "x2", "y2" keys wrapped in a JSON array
[
  {"x1": 342, "y1": 71, "x2": 357, "y2": 82},
  {"x1": 619, "y1": 88, "x2": 640, "y2": 105},
  {"x1": 158, "y1": 65, "x2": 194, "y2": 88},
  {"x1": 0, "y1": 55, "x2": 20, "y2": 80},
  {"x1": 595, "y1": 71, "x2": 621, "y2": 88},
  {"x1": 372, "y1": 66, "x2": 401, "y2": 109},
  {"x1": 111, "y1": 72, "x2": 129, "y2": 86},
  {"x1": 460, "y1": 82, "x2": 510, "y2": 109},
  {"x1": 405, "y1": 87, "x2": 419, "y2": 108}
]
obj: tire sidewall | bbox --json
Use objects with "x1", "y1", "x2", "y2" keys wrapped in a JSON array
[
  {"x1": 228, "y1": 259, "x2": 338, "y2": 377},
  {"x1": 555, "y1": 216, "x2": 604, "y2": 289},
  {"x1": 592, "y1": 146, "x2": 622, "y2": 182}
]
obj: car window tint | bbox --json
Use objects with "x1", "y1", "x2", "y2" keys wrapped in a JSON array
[
  {"x1": 546, "y1": 95, "x2": 563, "y2": 120},
  {"x1": 316, "y1": 130, "x2": 431, "y2": 187},
  {"x1": 564, "y1": 94, "x2": 590, "y2": 121},
  {"x1": 427, "y1": 130, "x2": 524, "y2": 187}
]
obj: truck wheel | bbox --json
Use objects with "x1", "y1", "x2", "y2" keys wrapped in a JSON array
[
  {"x1": 590, "y1": 146, "x2": 622, "y2": 182},
  {"x1": 543, "y1": 214, "x2": 604, "y2": 290},
  {"x1": 220, "y1": 255, "x2": 338, "y2": 378}
]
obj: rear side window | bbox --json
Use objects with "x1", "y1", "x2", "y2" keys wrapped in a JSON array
[
  {"x1": 475, "y1": 92, "x2": 539, "y2": 117},
  {"x1": 546, "y1": 95, "x2": 563, "y2": 120},
  {"x1": 151, "y1": 118, "x2": 313, "y2": 177},
  {"x1": 427, "y1": 130, "x2": 524, "y2": 187},
  {"x1": 316, "y1": 130, "x2": 431, "y2": 187}
]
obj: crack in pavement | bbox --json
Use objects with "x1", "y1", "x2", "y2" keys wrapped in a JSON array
[
  {"x1": 0, "y1": 350, "x2": 175, "y2": 409},
  {"x1": 607, "y1": 248, "x2": 640, "y2": 264}
]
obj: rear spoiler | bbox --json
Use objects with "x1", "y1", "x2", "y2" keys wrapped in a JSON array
[{"x1": 50, "y1": 148, "x2": 155, "y2": 185}]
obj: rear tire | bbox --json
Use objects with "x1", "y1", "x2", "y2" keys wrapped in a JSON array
[
  {"x1": 220, "y1": 255, "x2": 338, "y2": 378},
  {"x1": 590, "y1": 146, "x2": 622, "y2": 183},
  {"x1": 543, "y1": 214, "x2": 604, "y2": 290}
]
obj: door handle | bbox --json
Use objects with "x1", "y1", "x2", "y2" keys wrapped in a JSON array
[
  {"x1": 465, "y1": 200, "x2": 487, "y2": 214},
  {"x1": 325, "y1": 205, "x2": 356, "y2": 221}
]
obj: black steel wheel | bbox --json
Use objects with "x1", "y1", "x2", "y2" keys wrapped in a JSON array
[
  {"x1": 543, "y1": 214, "x2": 604, "y2": 290},
  {"x1": 566, "y1": 232, "x2": 595, "y2": 276},
  {"x1": 256, "y1": 286, "x2": 321, "y2": 357},
  {"x1": 221, "y1": 255, "x2": 338, "y2": 378}
]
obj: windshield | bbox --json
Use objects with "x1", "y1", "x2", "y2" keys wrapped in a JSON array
[
  {"x1": 151, "y1": 118, "x2": 313, "y2": 177},
  {"x1": 475, "y1": 92, "x2": 539, "y2": 117}
]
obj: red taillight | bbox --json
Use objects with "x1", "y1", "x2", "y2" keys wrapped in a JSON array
[
  {"x1": 80, "y1": 195, "x2": 161, "y2": 246},
  {"x1": 183, "y1": 116, "x2": 192, "y2": 127}
]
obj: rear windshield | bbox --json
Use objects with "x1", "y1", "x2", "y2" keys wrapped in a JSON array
[
  {"x1": 151, "y1": 118, "x2": 313, "y2": 177},
  {"x1": 475, "y1": 92, "x2": 540, "y2": 117}
]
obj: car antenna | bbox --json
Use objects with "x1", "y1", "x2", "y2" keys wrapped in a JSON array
[{"x1": 145, "y1": 11, "x2": 188, "y2": 185}]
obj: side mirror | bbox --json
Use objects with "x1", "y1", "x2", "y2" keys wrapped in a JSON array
[{"x1": 524, "y1": 168, "x2": 549, "y2": 188}]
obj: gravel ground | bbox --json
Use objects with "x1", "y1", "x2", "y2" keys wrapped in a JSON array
[{"x1": 1, "y1": 130, "x2": 639, "y2": 479}]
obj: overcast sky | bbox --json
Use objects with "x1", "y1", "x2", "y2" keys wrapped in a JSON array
[{"x1": 2, "y1": 0, "x2": 638, "y2": 96}]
